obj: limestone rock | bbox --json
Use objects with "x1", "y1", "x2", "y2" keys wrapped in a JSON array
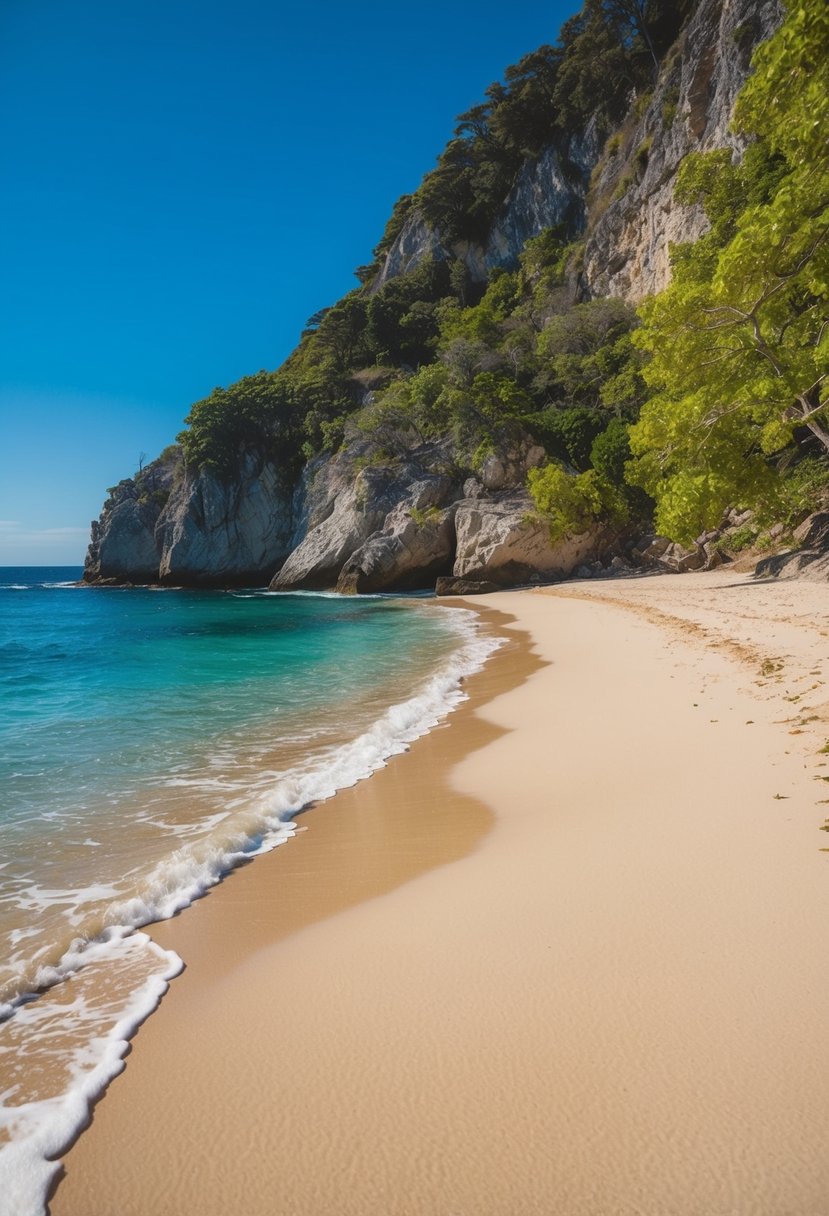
[
  {"x1": 371, "y1": 134, "x2": 597, "y2": 293},
  {"x1": 157, "y1": 453, "x2": 293, "y2": 587},
  {"x1": 272, "y1": 445, "x2": 460, "y2": 591},
  {"x1": 480, "y1": 443, "x2": 545, "y2": 493},
  {"x1": 583, "y1": 0, "x2": 782, "y2": 302},
  {"x1": 337, "y1": 501, "x2": 456, "y2": 594},
  {"x1": 453, "y1": 492, "x2": 606, "y2": 585},
  {"x1": 83, "y1": 450, "x2": 181, "y2": 584},
  {"x1": 85, "y1": 494, "x2": 162, "y2": 584}
]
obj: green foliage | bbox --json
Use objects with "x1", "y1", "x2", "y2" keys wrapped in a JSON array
[
  {"x1": 591, "y1": 418, "x2": 652, "y2": 514},
  {"x1": 721, "y1": 522, "x2": 759, "y2": 553},
  {"x1": 776, "y1": 456, "x2": 829, "y2": 527},
  {"x1": 528, "y1": 462, "x2": 627, "y2": 541},
  {"x1": 661, "y1": 85, "x2": 680, "y2": 127},
  {"x1": 409, "y1": 504, "x2": 443, "y2": 527},
  {"x1": 524, "y1": 407, "x2": 608, "y2": 471},
  {"x1": 590, "y1": 417, "x2": 631, "y2": 485},
  {"x1": 365, "y1": 258, "x2": 453, "y2": 365},
  {"x1": 437, "y1": 269, "x2": 521, "y2": 348},
  {"x1": 536, "y1": 297, "x2": 641, "y2": 409},
  {"x1": 178, "y1": 371, "x2": 304, "y2": 476},
  {"x1": 627, "y1": 0, "x2": 829, "y2": 542}
]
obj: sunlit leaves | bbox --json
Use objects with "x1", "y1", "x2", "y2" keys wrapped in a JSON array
[{"x1": 626, "y1": 0, "x2": 829, "y2": 542}]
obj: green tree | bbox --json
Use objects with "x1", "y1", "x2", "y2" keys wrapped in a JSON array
[
  {"x1": 627, "y1": 0, "x2": 829, "y2": 542},
  {"x1": 179, "y1": 371, "x2": 303, "y2": 475},
  {"x1": 528, "y1": 462, "x2": 627, "y2": 541}
]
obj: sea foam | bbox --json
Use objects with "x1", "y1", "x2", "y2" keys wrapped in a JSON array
[{"x1": 0, "y1": 602, "x2": 501, "y2": 1216}]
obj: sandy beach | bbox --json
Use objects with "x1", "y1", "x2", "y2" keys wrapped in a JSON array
[{"x1": 52, "y1": 572, "x2": 829, "y2": 1216}]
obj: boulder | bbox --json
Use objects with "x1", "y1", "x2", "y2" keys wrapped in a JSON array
[
  {"x1": 754, "y1": 511, "x2": 829, "y2": 582},
  {"x1": 480, "y1": 442, "x2": 546, "y2": 493},
  {"x1": 337, "y1": 499, "x2": 456, "y2": 594},
  {"x1": 453, "y1": 492, "x2": 606, "y2": 585},
  {"x1": 656, "y1": 542, "x2": 707, "y2": 573},
  {"x1": 272, "y1": 444, "x2": 459, "y2": 591},
  {"x1": 793, "y1": 512, "x2": 829, "y2": 550}
]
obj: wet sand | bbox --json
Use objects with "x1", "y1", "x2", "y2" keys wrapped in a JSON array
[{"x1": 53, "y1": 574, "x2": 829, "y2": 1216}]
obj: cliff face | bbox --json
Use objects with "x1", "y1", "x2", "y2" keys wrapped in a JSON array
[
  {"x1": 372, "y1": 0, "x2": 779, "y2": 302},
  {"x1": 84, "y1": 0, "x2": 782, "y2": 593},
  {"x1": 156, "y1": 455, "x2": 294, "y2": 587},
  {"x1": 84, "y1": 451, "x2": 180, "y2": 584},
  {"x1": 372, "y1": 130, "x2": 598, "y2": 293},
  {"x1": 268, "y1": 433, "x2": 601, "y2": 593},
  {"x1": 582, "y1": 0, "x2": 782, "y2": 301},
  {"x1": 85, "y1": 450, "x2": 294, "y2": 587}
]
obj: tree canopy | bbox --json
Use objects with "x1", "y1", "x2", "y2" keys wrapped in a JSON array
[{"x1": 626, "y1": 0, "x2": 829, "y2": 542}]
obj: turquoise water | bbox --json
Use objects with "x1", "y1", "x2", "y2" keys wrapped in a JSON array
[{"x1": 0, "y1": 568, "x2": 499, "y2": 1210}]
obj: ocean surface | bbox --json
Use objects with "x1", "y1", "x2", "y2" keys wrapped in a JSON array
[{"x1": 0, "y1": 567, "x2": 500, "y2": 1213}]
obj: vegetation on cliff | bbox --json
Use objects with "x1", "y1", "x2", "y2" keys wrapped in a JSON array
[
  {"x1": 174, "y1": 0, "x2": 826, "y2": 558},
  {"x1": 627, "y1": 0, "x2": 829, "y2": 542}
]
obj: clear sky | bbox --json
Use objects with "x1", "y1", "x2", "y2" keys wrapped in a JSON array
[{"x1": 0, "y1": 0, "x2": 578, "y2": 565}]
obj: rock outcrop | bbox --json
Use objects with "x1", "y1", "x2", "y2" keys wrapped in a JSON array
[
  {"x1": 83, "y1": 451, "x2": 181, "y2": 584},
  {"x1": 271, "y1": 435, "x2": 611, "y2": 593},
  {"x1": 754, "y1": 514, "x2": 829, "y2": 582},
  {"x1": 84, "y1": 449, "x2": 294, "y2": 587},
  {"x1": 582, "y1": 0, "x2": 782, "y2": 301},
  {"x1": 370, "y1": 0, "x2": 780, "y2": 304},
  {"x1": 453, "y1": 492, "x2": 608, "y2": 585},
  {"x1": 271, "y1": 442, "x2": 462, "y2": 591},
  {"x1": 371, "y1": 132, "x2": 598, "y2": 293},
  {"x1": 336, "y1": 480, "x2": 457, "y2": 594},
  {"x1": 156, "y1": 454, "x2": 294, "y2": 587}
]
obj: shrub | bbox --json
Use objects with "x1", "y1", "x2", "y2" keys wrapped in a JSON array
[
  {"x1": 661, "y1": 86, "x2": 680, "y2": 128},
  {"x1": 524, "y1": 407, "x2": 608, "y2": 471},
  {"x1": 527, "y1": 463, "x2": 627, "y2": 542}
]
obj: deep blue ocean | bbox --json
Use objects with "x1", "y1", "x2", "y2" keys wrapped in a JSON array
[{"x1": 0, "y1": 567, "x2": 498, "y2": 1208}]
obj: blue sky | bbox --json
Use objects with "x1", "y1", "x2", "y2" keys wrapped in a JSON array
[{"x1": 0, "y1": 0, "x2": 577, "y2": 565}]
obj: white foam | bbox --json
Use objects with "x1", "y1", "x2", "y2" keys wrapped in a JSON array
[
  {"x1": 0, "y1": 603, "x2": 500, "y2": 1214},
  {"x1": 98, "y1": 606, "x2": 501, "y2": 933},
  {"x1": 0, "y1": 932, "x2": 181, "y2": 1216}
]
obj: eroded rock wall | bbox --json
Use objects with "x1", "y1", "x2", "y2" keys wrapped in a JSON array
[
  {"x1": 157, "y1": 454, "x2": 294, "y2": 587},
  {"x1": 582, "y1": 0, "x2": 782, "y2": 301}
]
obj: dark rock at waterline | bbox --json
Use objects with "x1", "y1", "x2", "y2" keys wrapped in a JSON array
[{"x1": 435, "y1": 577, "x2": 502, "y2": 596}]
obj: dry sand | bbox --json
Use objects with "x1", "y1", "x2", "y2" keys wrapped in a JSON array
[{"x1": 52, "y1": 572, "x2": 829, "y2": 1216}]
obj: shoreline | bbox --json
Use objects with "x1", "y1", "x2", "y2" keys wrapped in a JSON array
[{"x1": 53, "y1": 573, "x2": 829, "y2": 1215}]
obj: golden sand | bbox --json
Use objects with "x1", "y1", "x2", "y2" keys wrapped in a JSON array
[{"x1": 53, "y1": 574, "x2": 829, "y2": 1216}]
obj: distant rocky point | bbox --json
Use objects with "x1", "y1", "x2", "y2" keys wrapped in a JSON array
[{"x1": 86, "y1": 0, "x2": 804, "y2": 594}]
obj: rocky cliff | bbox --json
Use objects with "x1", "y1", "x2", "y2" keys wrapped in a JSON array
[
  {"x1": 582, "y1": 0, "x2": 782, "y2": 300},
  {"x1": 85, "y1": 449, "x2": 294, "y2": 588},
  {"x1": 370, "y1": 0, "x2": 780, "y2": 302},
  {"x1": 371, "y1": 130, "x2": 599, "y2": 292},
  {"x1": 268, "y1": 431, "x2": 614, "y2": 593},
  {"x1": 84, "y1": 0, "x2": 786, "y2": 593}
]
